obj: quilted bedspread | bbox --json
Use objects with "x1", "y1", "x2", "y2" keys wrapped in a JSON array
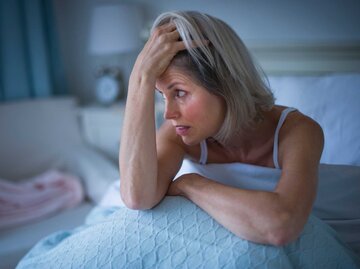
[{"x1": 17, "y1": 196, "x2": 360, "y2": 269}]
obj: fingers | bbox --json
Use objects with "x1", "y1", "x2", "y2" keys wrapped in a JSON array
[
  {"x1": 153, "y1": 23, "x2": 210, "y2": 49},
  {"x1": 173, "y1": 40, "x2": 186, "y2": 52},
  {"x1": 170, "y1": 39, "x2": 208, "y2": 54},
  {"x1": 166, "y1": 29, "x2": 180, "y2": 41},
  {"x1": 134, "y1": 22, "x2": 206, "y2": 80},
  {"x1": 153, "y1": 25, "x2": 179, "y2": 43},
  {"x1": 150, "y1": 23, "x2": 184, "y2": 53},
  {"x1": 152, "y1": 23, "x2": 177, "y2": 38},
  {"x1": 156, "y1": 22, "x2": 177, "y2": 33}
]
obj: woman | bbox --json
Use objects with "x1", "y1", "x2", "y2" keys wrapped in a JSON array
[{"x1": 119, "y1": 11, "x2": 324, "y2": 246}]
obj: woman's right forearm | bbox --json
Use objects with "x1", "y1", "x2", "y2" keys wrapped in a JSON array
[
  {"x1": 119, "y1": 23, "x2": 186, "y2": 209},
  {"x1": 119, "y1": 74, "x2": 159, "y2": 209}
]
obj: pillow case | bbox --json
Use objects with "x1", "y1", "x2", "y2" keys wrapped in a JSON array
[{"x1": 53, "y1": 146, "x2": 119, "y2": 204}]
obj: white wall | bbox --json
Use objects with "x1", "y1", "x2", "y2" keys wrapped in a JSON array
[
  {"x1": 53, "y1": 0, "x2": 360, "y2": 104},
  {"x1": 135, "y1": 0, "x2": 360, "y2": 43}
]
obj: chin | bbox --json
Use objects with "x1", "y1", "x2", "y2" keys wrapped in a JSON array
[{"x1": 181, "y1": 136, "x2": 202, "y2": 147}]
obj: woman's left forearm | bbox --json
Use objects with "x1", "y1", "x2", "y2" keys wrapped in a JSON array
[{"x1": 176, "y1": 174, "x2": 302, "y2": 246}]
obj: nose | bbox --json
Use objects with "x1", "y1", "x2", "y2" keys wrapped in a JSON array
[{"x1": 163, "y1": 100, "x2": 180, "y2": 120}]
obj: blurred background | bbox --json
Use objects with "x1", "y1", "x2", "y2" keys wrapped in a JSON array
[
  {"x1": 1, "y1": 1, "x2": 360, "y2": 268},
  {"x1": 1, "y1": 0, "x2": 359, "y2": 105}
]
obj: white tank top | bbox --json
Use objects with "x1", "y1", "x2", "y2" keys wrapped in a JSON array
[{"x1": 198, "y1": 107, "x2": 297, "y2": 169}]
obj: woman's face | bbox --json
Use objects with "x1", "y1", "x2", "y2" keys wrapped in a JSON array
[{"x1": 156, "y1": 66, "x2": 226, "y2": 146}]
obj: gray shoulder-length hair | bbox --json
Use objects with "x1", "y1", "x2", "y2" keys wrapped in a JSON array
[{"x1": 152, "y1": 11, "x2": 275, "y2": 145}]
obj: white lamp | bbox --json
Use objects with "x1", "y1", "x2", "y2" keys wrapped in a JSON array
[
  {"x1": 88, "y1": 4, "x2": 142, "y2": 104},
  {"x1": 89, "y1": 4, "x2": 142, "y2": 54}
]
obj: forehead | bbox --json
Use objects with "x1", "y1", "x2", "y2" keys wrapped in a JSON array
[{"x1": 156, "y1": 66, "x2": 195, "y2": 89}]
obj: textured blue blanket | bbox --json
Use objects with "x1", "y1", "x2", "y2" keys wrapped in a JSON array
[{"x1": 17, "y1": 196, "x2": 360, "y2": 269}]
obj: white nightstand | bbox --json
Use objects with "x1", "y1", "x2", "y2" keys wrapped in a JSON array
[{"x1": 78, "y1": 102, "x2": 125, "y2": 161}]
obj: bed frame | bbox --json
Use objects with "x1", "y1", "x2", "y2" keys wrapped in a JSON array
[{"x1": 247, "y1": 41, "x2": 360, "y2": 75}]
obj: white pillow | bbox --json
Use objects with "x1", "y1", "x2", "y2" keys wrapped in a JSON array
[
  {"x1": 0, "y1": 97, "x2": 120, "y2": 204},
  {"x1": 53, "y1": 146, "x2": 119, "y2": 204},
  {"x1": 268, "y1": 74, "x2": 360, "y2": 166}
]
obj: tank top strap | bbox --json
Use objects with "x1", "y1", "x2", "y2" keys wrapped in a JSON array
[
  {"x1": 199, "y1": 107, "x2": 297, "y2": 167},
  {"x1": 199, "y1": 140, "x2": 208, "y2": 164},
  {"x1": 273, "y1": 107, "x2": 297, "y2": 169}
]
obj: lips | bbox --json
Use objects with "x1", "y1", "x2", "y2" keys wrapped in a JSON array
[{"x1": 175, "y1": 125, "x2": 190, "y2": 136}]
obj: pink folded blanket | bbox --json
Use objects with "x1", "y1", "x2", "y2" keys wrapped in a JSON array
[{"x1": 0, "y1": 170, "x2": 84, "y2": 229}]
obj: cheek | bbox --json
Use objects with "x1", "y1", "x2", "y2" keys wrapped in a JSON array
[
  {"x1": 182, "y1": 99, "x2": 207, "y2": 121},
  {"x1": 183, "y1": 98, "x2": 224, "y2": 127}
]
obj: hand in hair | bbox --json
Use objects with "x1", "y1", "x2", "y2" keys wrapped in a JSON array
[
  {"x1": 120, "y1": 23, "x2": 188, "y2": 210},
  {"x1": 131, "y1": 23, "x2": 187, "y2": 84}
]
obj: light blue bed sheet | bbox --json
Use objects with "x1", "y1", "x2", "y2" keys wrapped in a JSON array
[{"x1": 17, "y1": 196, "x2": 360, "y2": 269}]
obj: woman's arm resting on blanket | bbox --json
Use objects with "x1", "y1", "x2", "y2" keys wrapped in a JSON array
[
  {"x1": 119, "y1": 24, "x2": 186, "y2": 209},
  {"x1": 168, "y1": 117, "x2": 324, "y2": 246}
]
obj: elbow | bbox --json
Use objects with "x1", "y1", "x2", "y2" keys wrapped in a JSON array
[
  {"x1": 123, "y1": 201, "x2": 151, "y2": 211},
  {"x1": 267, "y1": 230, "x2": 294, "y2": 247},
  {"x1": 120, "y1": 188, "x2": 157, "y2": 210},
  {"x1": 266, "y1": 211, "x2": 300, "y2": 247},
  {"x1": 121, "y1": 195, "x2": 155, "y2": 210}
]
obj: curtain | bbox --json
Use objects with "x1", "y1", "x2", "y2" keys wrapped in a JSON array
[{"x1": 0, "y1": 0, "x2": 67, "y2": 102}]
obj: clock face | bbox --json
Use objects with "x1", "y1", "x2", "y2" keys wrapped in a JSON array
[{"x1": 95, "y1": 76, "x2": 120, "y2": 105}]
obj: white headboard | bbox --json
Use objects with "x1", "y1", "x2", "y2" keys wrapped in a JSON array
[
  {"x1": 250, "y1": 41, "x2": 360, "y2": 166},
  {"x1": 247, "y1": 42, "x2": 360, "y2": 75}
]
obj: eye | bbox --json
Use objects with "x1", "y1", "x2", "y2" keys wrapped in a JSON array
[{"x1": 175, "y1": 90, "x2": 186, "y2": 98}]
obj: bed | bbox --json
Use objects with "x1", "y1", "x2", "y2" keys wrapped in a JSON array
[
  {"x1": 15, "y1": 44, "x2": 360, "y2": 268},
  {"x1": 0, "y1": 98, "x2": 120, "y2": 269}
]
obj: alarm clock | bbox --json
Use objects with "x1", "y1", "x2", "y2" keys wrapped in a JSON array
[{"x1": 95, "y1": 75, "x2": 121, "y2": 105}]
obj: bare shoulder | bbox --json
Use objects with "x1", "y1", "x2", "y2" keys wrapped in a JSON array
[
  {"x1": 281, "y1": 111, "x2": 324, "y2": 144},
  {"x1": 278, "y1": 110, "x2": 324, "y2": 168}
]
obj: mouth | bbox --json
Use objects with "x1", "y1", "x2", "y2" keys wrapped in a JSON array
[{"x1": 175, "y1": 125, "x2": 190, "y2": 136}]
